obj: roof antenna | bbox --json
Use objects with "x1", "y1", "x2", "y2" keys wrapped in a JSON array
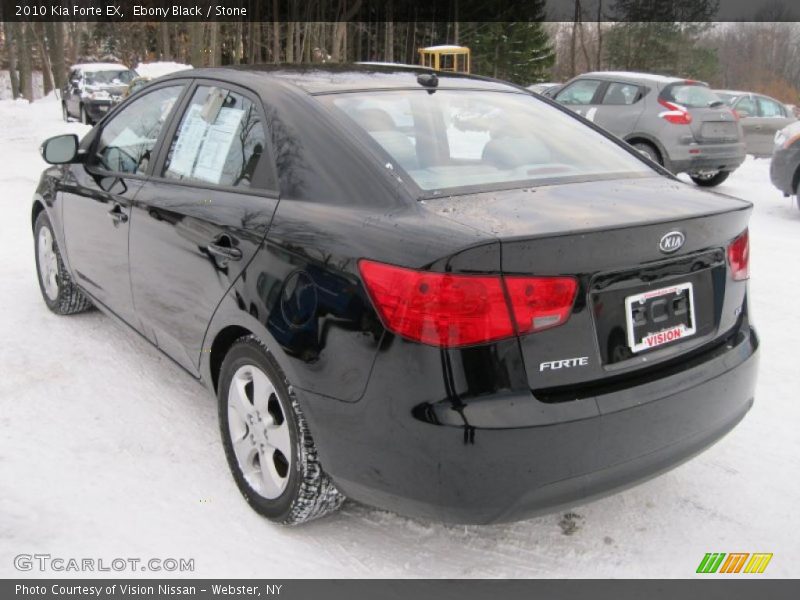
[{"x1": 417, "y1": 72, "x2": 439, "y2": 93}]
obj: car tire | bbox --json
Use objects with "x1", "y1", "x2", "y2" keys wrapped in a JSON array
[
  {"x1": 218, "y1": 335, "x2": 345, "y2": 525},
  {"x1": 62, "y1": 103, "x2": 69, "y2": 122},
  {"x1": 631, "y1": 142, "x2": 662, "y2": 166},
  {"x1": 795, "y1": 179, "x2": 800, "y2": 211},
  {"x1": 34, "y1": 212, "x2": 93, "y2": 315},
  {"x1": 80, "y1": 104, "x2": 90, "y2": 125},
  {"x1": 690, "y1": 170, "x2": 731, "y2": 187}
]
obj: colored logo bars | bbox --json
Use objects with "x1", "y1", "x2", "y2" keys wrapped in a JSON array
[{"x1": 696, "y1": 552, "x2": 773, "y2": 574}]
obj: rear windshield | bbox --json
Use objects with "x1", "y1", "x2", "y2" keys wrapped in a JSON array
[
  {"x1": 321, "y1": 90, "x2": 653, "y2": 194},
  {"x1": 662, "y1": 83, "x2": 724, "y2": 108}
]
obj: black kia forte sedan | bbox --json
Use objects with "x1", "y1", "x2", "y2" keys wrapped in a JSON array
[{"x1": 32, "y1": 65, "x2": 758, "y2": 525}]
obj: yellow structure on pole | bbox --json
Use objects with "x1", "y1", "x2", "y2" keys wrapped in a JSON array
[{"x1": 418, "y1": 45, "x2": 471, "y2": 73}]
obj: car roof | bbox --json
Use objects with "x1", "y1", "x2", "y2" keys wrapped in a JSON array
[
  {"x1": 715, "y1": 89, "x2": 748, "y2": 96},
  {"x1": 71, "y1": 63, "x2": 131, "y2": 72},
  {"x1": 579, "y1": 71, "x2": 689, "y2": 85},
  {"x1": 157, "y1": 64, "x2": 519, "y2": 95}
]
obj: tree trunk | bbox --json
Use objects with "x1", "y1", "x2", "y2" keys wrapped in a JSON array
[
  {"x1": 4, "y1": 21, "x2": 20, "y2": 99},
  {"x1": 209, "y1": 23, "x2": 220, "y2": 67},
  {"x1": 569, "y1": 0, "x2": 580, "y2": 78},
  {"x1": 45, "y1": 21, "x2": 67, "y2": 90},
  {"x1": 596, "y1": 1, "x2": 603, "y2": 70},
  {"x1": 190, "y1": 22, "x2": 205, "y2": 66},
  {"x1": 17, "y1": 23, "x2": 34, "y2": 101},
  {"x1": 32, "y1": 23, "x2": 54, "y2": 95},
  {"x1": 385, "y1": 1, "x2": 394, "y2": 62},
  {"x1": 272, "y1": 0, "x2": 280, "y2": 63},
  {"x1": 159, "y1": 22, "x2": 171, "y2": 60}
]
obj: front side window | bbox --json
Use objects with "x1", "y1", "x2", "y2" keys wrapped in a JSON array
[
  {"x1": 757, "y1": 96, "x2": 785, "y2": 118},
  {"x1": 92, "y1": 85, "x2": 183, "y2": 175},
  {"x1": 602, "y1": 82, "x2": 641, "y2": 105},
  {"x1": 163, "y1": 86, "x2": 269, "y2": 189},
  {"x1": 324, "y1": 89, "x2": 653, "y2": 193},
  {"x1": 555, "y1": 79, "x2": 603, "y2": 105}
]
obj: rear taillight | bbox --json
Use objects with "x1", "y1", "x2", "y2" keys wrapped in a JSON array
[
  {"x1": 504, "y1": 276, "x2": 578, "y2": 334},
  {"x1": 728, "y1": 229, "x2": 750, "y2": 281},
  {"x1": 658, "y1": 98, "x2": 693, "y2": 125},
  {"x1": 358, "y1": 259, "x2": 578, "y2": 347}
]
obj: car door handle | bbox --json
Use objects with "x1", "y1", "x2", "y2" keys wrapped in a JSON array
[
  {"x1": 206, "y1": 239, "x2": 242, "y2": 261},
  {"x1": 108, "y1": 204, "x2": 128, "y2": 224}
]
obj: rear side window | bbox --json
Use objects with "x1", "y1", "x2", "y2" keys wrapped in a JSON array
[
  {"x1": 602, "y1": 82, "x2": 641, "y2": 105},
  {"x1": 163, "y1": 85, "x2": 271, "y2": 189},
  {"x1": 91, "y1": 85, "x2": 183, "y2": 175},
  {"x1": 662, "y1": 83, "x2": 722, "y2": 108},
  {"x1": 757, "y1": 96, "x2": 785, "y2": 118},
  {"x1": 556, "y1": 79, "x2": 603, "y2": 105}
]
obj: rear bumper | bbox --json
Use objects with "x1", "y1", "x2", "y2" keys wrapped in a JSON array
[
  {"x1": 299, "y1": 324, "x2": 759, "y2": 524},
  {"x1": 668, "y1": 141, "x2": 746, "y2": 174}
]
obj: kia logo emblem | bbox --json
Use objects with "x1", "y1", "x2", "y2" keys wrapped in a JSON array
[{"x1": 659, "y1": 231, "x2": 685, "y2": 253}]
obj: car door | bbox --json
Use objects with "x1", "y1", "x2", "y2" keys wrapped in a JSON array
[
  {"x1": 553, "y1": 78, "x2": 605, "y2": 122},
  {"x1": 732, "y1": 95, "x2": 760, "y2": 155},
  {"x1": 61, "y1": 83, "x2": 185, "y2": 326},
  {"x1": 755, "y1": 95, "x2": 795, "y2": 156},
  {"x1": 128, "y1": 82, "x2": 279, "y2": 375},
  {"x1": 594, "y1": 81, "x2": 646, "y2": 137}
]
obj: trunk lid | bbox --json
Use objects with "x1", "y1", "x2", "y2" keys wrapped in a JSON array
[{"x1": 423, "y1": 176, "x2": 751, "y2": 394}]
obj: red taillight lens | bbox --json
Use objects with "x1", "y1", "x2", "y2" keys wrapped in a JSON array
[
  {"x1": 358, "y1": 260, "x2": 514, "y2": 347},
  {"x1": 359, "y1": 260, "x2": 578, "y2": 347},
  {"x1": 728, "y1": 229, "x2": 750, "y2": 281},
  {"x1": 658, "y1": 98, "x2": 693, "y2": 125},
  {"x1": 504, "y1": 276, "x2": 578, "y2": 334}
]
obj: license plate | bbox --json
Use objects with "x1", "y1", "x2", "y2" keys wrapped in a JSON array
[
  {"x1": 624, "y1": 283, "x2": 696, "y2": 353},
  {"x1": 701, "y1": 121, "x2": 737, "y2": 141},
  {"x1": 98, "y1": 106, "x2": 109, "y2": 112}
]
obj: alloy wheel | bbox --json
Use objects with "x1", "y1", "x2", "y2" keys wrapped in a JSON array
[
  {"x1": 37, "y1": 225, "x2": 59, "y2": 301},
  {"x1": 227, "y1": 364, "x2": 292, "y2": 499}
]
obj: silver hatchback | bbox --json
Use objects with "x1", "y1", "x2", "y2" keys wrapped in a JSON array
[{"x1": 553, "y1": 71, "x2": 745, "y2": 187}]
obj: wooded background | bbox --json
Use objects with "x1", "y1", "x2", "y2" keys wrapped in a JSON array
[{"x1": 1, "y1": 0, "x2": 799, "y2": 104}]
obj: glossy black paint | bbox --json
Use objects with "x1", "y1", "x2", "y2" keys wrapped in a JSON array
[{"x1": 32, "y1": 65, "x2": 759, "y2": 524}]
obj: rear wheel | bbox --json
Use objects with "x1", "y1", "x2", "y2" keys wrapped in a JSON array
[
  {"x1": 80, "y1": 104, "x2": 90, "y2": 125},
  {"x1": 218, "y1": 336, "x2": 345, "y2": 524},
  {"x1": 34, "y1": 212, "x2": 93, "y2": 315},
  {"x1": 631, "y1": 141, "x2": 662, "y2": 166},
  {"x1": 61, "y1": 103, "x2": 69, "y2": 122},
  {"x1": 690, "y1": 170, "x2": 730, "y2": 187}
]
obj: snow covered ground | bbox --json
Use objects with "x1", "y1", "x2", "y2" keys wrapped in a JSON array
[{"x1": 0, "y1": 94, "x2": 798, "y2": 579}]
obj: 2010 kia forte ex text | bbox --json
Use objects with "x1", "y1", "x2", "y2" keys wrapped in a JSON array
[{"x1": 32, "y1": 65, "x2": 759, "y2": 525}]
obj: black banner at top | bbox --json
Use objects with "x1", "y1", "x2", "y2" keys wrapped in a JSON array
[{"x1": 0, "y1": 0, "x2": 799, "y2": 23}]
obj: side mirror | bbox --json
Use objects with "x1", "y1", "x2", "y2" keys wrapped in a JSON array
[{"x1": 40, "y1": 134, "x2": 80, "y2": 164}]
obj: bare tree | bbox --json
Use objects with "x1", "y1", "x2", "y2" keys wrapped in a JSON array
[{"x1": 3, "y1": 20, "x2": 20, "y2": 99}]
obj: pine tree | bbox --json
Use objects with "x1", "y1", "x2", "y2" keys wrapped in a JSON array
[
  {"x1": 465, "y1": 0, "x2": 554, "y2": 85},
  {"x1": 605, "y1": 0, "x2": 719, "y2": 80}
]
